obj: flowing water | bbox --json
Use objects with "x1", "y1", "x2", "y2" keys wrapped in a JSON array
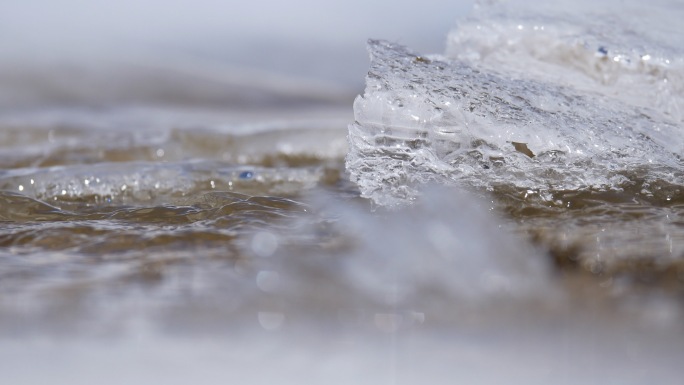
[{"x1": 2, "y1": 1, "x2": 684, "y2": 384}]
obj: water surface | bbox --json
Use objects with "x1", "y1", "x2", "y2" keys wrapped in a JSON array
[{"x1": 2, "y1": 0, "x2": 684, "y2": 384}]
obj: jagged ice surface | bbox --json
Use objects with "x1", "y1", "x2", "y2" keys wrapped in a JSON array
[{"x1": 347, "y1": 40, "x2": 683, "y2": 207}]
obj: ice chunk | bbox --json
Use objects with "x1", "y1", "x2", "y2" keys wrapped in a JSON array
[
  {"x1": 346, "y1": 40, "x2": 683, "y2": 207},
  {"x1": 446, "y1": 0, "x2": 684, "y2": 122}
]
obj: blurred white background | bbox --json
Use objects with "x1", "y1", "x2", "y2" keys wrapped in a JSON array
[{"x1": 0, "y1": 0, "x2": 474, "y2": 108}]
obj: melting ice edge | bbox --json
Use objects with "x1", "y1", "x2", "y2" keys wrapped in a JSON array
[{"x1": 347, "y1": 40, "x2": 683, "y2": 207}]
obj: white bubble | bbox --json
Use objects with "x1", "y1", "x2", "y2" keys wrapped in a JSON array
[{"x1": 251, "y1": 231, "x2": 278, "y2": 257}]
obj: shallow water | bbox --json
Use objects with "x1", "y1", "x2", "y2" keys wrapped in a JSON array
[
  {"x1": 2, "y1": 0, "x2": 684, "y2": 384},
  {"x1": 2, "y1": 106, "x2": 683, "y2": 384}
]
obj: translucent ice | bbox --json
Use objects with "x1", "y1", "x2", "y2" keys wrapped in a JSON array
[
  {"x1": 347, "y1": 40, "x2": 684, "y2": 207},
  {"x1": 446, "y1": 0, "x2": 684, "y2": 121}
]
